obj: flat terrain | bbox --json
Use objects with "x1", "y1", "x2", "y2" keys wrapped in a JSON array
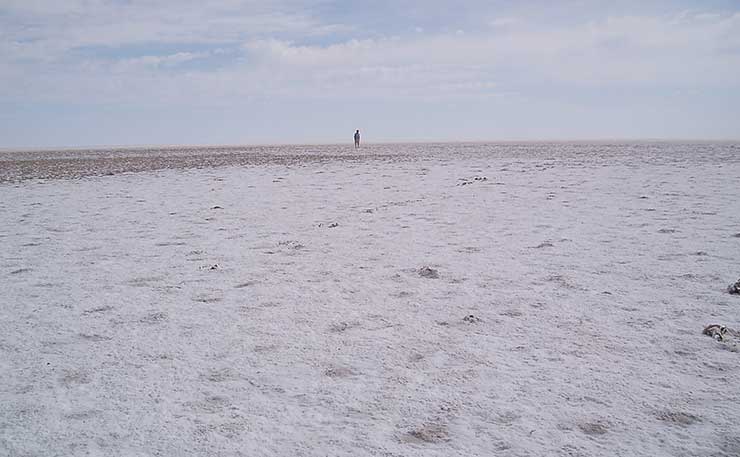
[{"x1": 1, "y1": 143, "x2": 739, "y2": 456}]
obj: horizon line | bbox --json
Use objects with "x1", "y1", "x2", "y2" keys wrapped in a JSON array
[{"x1": 2, "y1": 137, "x2": 739, "y2": 152}]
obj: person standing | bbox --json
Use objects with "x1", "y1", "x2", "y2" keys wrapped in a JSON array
[{"x1": 354, "y1": 130, "x2": 360, "y2": 149}]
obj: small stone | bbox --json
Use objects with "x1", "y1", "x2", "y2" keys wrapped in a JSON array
[
  {"x1": 728, "y1": 278, "x2": 740, "y2": 295},
  {"x1": 463, "y1": 314, "x2": 482, "y2": 324},
  {"x1": 418, "y1": 266, "x2": 439, "y2": 279},
  {"x1": 703, "y1": 324, "x2": 727, "y2": 341}
]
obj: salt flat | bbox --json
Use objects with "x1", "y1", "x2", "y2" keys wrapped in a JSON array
[{"x1": 1, "y1": 143, "x2": 739, "y2": 456}]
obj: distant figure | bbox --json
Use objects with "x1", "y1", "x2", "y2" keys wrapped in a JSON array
[{"x1": 354, "y1": 130, "x2": 360, "y2": 149}]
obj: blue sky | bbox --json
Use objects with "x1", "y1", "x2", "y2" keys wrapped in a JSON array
[{"x1": 1, "y1": 0, "x2": 739, "y2": 147}]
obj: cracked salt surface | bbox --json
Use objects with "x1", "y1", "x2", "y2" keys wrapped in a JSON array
[{"x1": 1, "y1": 142, "x2": 739, "y2": 456}]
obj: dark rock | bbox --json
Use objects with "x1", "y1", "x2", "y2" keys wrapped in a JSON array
[
  {"x1": 418, "y1": 266, "x2": 439, "y2": 279},
  {"x1": 463, "y1": 314, "x2": 482, "y2": 324},
  {"x1": 728, "y1": 278, "x2": 740, "y2": 295},
  {"x1": 458, "y1": 176, "x2": 487, "y2": 186},
  {"x1": 703, "y1": 324, "x2": 727, "y2": 341}
]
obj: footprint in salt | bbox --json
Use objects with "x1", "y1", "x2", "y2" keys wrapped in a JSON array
[
  {"x1": 139, "y1": 312, "x2": 168, "y2": 324},
  {"x1": 533, "y1": 241, "x2": 554, "y2": 249},
  {"x1": 78, "y1": 333, "x2": 112, "y2": 342},
  {"x1": 328, "y1": 321, "x2": 360, "y2": 333},
  {"x1": 578, "y1": 420, "x2": 610, "y2": 435},
  {"x1": 323, "y1": 366, "x2": 353, "y2": 378},
  {"x1": 655, "y1": 410, "x2": 700, "y2": 426},
  {"x1": 193, "y1": 296, "x2": 222, "y2": 304},
  {"x1": 82, "y1": 305, "x2": 114, "y2": 316},
  {"x1": 402, "y1": 423, "x2": 451, "y2": 444}
]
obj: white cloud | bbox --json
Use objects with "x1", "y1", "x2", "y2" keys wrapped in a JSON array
[
  {"x1": 0, "y1": 0, "x2": 327, "y2": 63},
  {"x1": 489, "y1": 17, "x2": 519, "y2": 27},
  {"x1": 0, "y1": 5, "x2": 738, "y2": 108},
  {"x1": 107, "y1": 51, "x2": 211, "y2": 72},
  {"x1": 237, "y1": 11, "x2": 740, "y2": 89}
]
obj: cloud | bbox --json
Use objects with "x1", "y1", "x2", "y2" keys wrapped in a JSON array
[
  {"x1": 2, "y1": 2, "x2": 740, "y2": 146},
  {"x1": 489, "y1": 17, "x2": 519, "y2": 27},
  {"x1": 98, "y1": 51, "x2": 211, "y2": 74},
  {"x1": 0, "y1": 0, "x2": 328, "y2": 63},
  {"x1": 238, "y1": 11, "x2": 740, "y2": 90},
  {"x1": 0, "y1": 4, "x2": 739, "y2": 109}
]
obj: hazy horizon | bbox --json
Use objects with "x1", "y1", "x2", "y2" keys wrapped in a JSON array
[
  {"x1": 2, "y1": 0, "x2": 739, "y2": 148},
  {"x1": 4, "y1": 137, "x2": 740, "y2": 153},
  {"x1": 4, "y1": 137, "x2": 740, "y2": 152}
]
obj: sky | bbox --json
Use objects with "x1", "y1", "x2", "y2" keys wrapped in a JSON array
[{"x1": 1, "y1": 0, "x2": 739, "y2": 148}]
